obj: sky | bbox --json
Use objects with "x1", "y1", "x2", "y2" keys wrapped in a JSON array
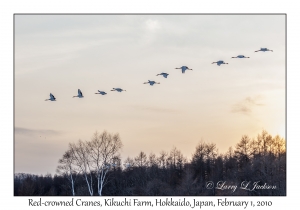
[{"x1": 14, "y1": 14, "x2": 285, "y2": 175}]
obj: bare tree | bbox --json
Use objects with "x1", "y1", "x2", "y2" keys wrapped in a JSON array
[
  {"x1": 157, "y1": 151, "x2": 168, "y2": 169},
  {"x1": 87, "y1": 131, "x2": 123, "y2": 196},
  {"x1": 69, "y1": 140, "x2": 94, "y2": 196},
  {"x1": 273, "y1": 135, "x2": 286, "y2": 158},
  {"x1": 134, "y1": 151, "x2": 148, "y2": 167},
  {"x1": 192, "y1": 141, "x2": 206, "y2": 162},
  {"x1": 148, "y1": 152, "x2": 158, "y2": 167},
  {"x1": 166, "y1": 147, "x2": 186, "y2": 170},
  {"x1": 123, "y1": 157, "x2": 135, "y2": 170},
  {"x1": 192, "y1": 141, "x2": 217, "y2": 180},
  {"x1": 234, "y1": 135, "x2": 252, "y2": 168},
  {"x1": 56, "y1": 150, "x2": 77, "y2": 196}
]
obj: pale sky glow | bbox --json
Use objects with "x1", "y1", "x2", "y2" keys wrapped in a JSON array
[{"x1": 15, "y1": 14, "x2": 285, "y2": 175}]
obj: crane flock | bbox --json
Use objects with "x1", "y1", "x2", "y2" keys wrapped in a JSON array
[{"x1": 45, "y1": 47, "x2": 273, "y2": 101}]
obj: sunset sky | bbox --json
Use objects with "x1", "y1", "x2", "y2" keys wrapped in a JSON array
[{"x1": 14, "y1": 14, "x2": 285, "y2": 175}]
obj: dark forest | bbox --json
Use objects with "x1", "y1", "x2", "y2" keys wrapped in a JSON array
[{"x1": 14, "y1": 130, "x2": 286, "y2": 196}]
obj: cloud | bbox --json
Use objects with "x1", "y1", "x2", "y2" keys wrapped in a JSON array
[
  {"x1": 138, "y1": 19, "x2": 162, "y2": 46},
  {"x1": 244, "y1": 97, "x2": 264, "y2": 106},
  {"x1": 231, "y1": 96, "x2": 264, "y2": 115},
  {"x1": 15, "y1": 127, "x2": 62, "y2": 137},
  {"x1": 144, "y1": 19, "x2": 161, "y2": 32}
]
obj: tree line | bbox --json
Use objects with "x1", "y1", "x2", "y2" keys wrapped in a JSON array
[{"x1": 14, "y1": 130, "x2": 286, "y2": 196}]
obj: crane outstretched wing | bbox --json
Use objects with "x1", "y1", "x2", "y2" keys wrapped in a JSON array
[
  {"x1": 50, "y1": 93, "x2": 55, "y2": 100},
  {"x1": 78, "y1": 89, "x2": 82, "y2": 96}
]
